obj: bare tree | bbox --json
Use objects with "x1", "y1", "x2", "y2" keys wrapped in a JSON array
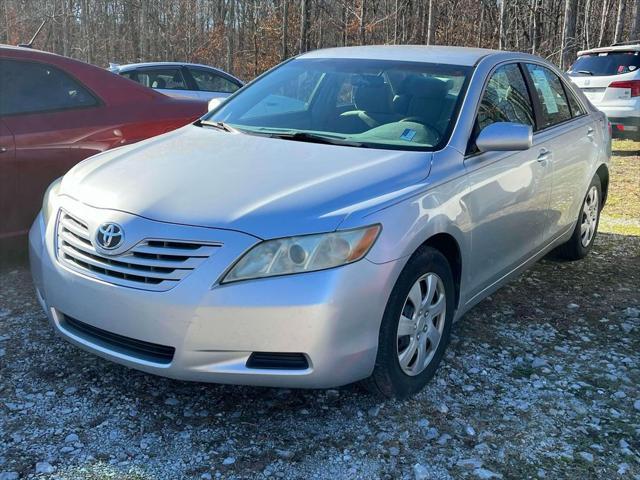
[
  {"x1": 1, "y1": 0, "x2": 633, "y2": 81},
  {"x1": 299, "y1": 0, "x2": 308, "y2": 53},
  {"x1": 562, "y1": 0, "x2": 578, "y2": 69},
  {"x1": 614, "y1": 0, "x2": 626, "y2": 43},
  {"x1": 426, "y1": 0, "x2": 434, "y2": 46},
  {"x1": 632, "y1": 0, "x2": 640, "y2": 39},
  {"x1": 498, "y1": 0, "x2": 506, "y2": 50},
  {"x1": 281, "y1": 0, "x2": 288, "y2": 60},
  {"x1": 598, "y1": 0, "x2": 612, "y2": 46}
]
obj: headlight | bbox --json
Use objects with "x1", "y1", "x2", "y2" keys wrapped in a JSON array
[
  {"x1": 221, "y1": 225, "x2": 381, "y2": 283},
  {"x1": 42, "y1": 177, "x2": 62, "y2": 225}
]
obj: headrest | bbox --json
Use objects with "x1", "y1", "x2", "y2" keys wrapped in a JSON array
[
  {"x1": 402, "y1": 76, "x2": 450, "y2": 99},
  {"x1": 353, "y1": 76, "x2": 392, "y2": 113}
]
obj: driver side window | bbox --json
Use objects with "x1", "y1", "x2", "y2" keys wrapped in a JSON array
[{"x1": 469, "y1": 63, "x2": 534, "y2": 154}]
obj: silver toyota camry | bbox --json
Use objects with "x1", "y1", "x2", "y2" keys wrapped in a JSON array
[{"x1": 30, "y1": 46, "x2": 611, "y2": 398}]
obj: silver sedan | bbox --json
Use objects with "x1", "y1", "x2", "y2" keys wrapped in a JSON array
[{"x1": 30, "y1": 46, "x2": 611, "y2": 398}]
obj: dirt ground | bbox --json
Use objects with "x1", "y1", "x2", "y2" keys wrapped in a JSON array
[{"x1": 0, "y1": 141, "x2": 638, "y2": 480}]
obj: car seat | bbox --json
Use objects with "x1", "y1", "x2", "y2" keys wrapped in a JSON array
[{"x1": 336, "y1": 76, "x2": 398, "y2": 133}]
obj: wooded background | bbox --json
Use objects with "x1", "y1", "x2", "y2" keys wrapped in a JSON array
[{"x1": 2, "y1": 0, "x2": 639, "y2": 81}]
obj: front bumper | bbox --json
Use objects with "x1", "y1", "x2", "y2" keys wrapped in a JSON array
[{"x1": 29, "y1": 199, "x2": 403, "y2": 388}]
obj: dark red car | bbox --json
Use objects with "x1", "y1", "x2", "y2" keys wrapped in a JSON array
[{"x1": 0, "y1": 45, "x2": 207, "y2": 250}]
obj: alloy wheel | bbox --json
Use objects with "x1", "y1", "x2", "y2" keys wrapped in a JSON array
[
  {"x1": 396, "y1": 272, "x2": 446, "y2": 376},
  {"x1": 580, "y1": 185, "x2": 599, "y2": 247}
]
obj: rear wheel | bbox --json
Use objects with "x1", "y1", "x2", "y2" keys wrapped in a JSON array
[
  {"x1": 555, "y1": 175, "x2": 602, "y2": 260},
  {"x1": 364, "y1": 246, "x2": 455, "y2": 399}
]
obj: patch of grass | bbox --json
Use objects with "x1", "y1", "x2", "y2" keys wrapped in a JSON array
[
  {"x1": 599, "y1": 142, "x2": 640, "y2": 236},
  {"x1": 612, "y1": 138, "x2": 640, "y2": 153}
]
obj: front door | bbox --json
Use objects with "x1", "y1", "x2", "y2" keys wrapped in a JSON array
[
  {"x1": 462, "y1": 63, "x2": 552, "y2": 300},
  {"x1": 0, "y1": 58, "x2": 104, "y2": 238}
]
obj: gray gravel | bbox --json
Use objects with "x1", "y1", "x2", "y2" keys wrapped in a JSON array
[{"x1": 1, "y1": 232, "x2": 639, "y2": 479}]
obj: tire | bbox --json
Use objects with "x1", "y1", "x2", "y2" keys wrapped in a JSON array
[
  {"x1": 363, "y1": 246, "x2": 455, "y2": 399},
  {"x1": 555, "y1": 175, "x2": 602, "y2": 260}
]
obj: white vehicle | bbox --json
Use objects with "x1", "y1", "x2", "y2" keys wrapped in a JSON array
[
  {"x1": 109, "y1": 62, "x2": 243, "y2": 102},
  {"x1": 568, "y1": 41, "x2": 640, "y2": 140}
]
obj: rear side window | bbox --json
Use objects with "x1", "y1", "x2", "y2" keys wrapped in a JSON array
[
  {"x1": 0, "y1": 59, "x2": 98, "y2": 116},
  {"x1": 525, "y1": 64, "x2": 572, "y2": 128},
  {"x1": 565, "y1": 86, "x2": 587, "y2": 117},
  {"x1": 188, "y1": 68, "x2": 240, "y2": 93},
  {"x1": 569, "y1": 51, "x2": 640, "y2": 76},
  {"x1": 476, "y1": 63, "x2": 535, "y2": 131},
  {"x1": 134, "y1": 68, "x2": 187, "y2": 90}
]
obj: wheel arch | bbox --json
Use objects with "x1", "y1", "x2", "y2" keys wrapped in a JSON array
[
  {"x1": 419, "y1": 232, "x2": 462, "y2": 311},
  {"x1": 595, "y1": 163, "x2": 609, "y2": 208}
]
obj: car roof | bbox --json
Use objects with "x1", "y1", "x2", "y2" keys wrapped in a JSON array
[
  {"x1": 298, "y1": 45, "x2": 501, "y2": 67},
  {"x1": 577, "y1": 44, "x2": 640, "y2": 56}
]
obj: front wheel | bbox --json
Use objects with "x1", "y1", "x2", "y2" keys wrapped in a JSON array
[
  {"x1": 363, "y1": 246, "x2": 455, "y2": 399},
  {"x1": 555, "y1": 175, "x2": 602, "y2": 260}
]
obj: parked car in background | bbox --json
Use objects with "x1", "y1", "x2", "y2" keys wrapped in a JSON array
[
  {"x1": 109, "y1": 62, "x2": 243, "y2": 102},
  {"x1": 568, "y1": 42, "x2": 640, "y2": 140},
  {"x1": 0, "y1": 45, "x2": 207, "y2": 249},
  {"x1": 31, "y1": 46, "x2": 610, "y2": 398}
]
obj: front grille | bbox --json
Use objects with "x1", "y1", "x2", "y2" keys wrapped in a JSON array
[
  {"x1": 246, "y1": 352, "x2": 309, "y2": 370},
  {"x1": 56, "y1": 210, "x2": 219, "y2": 291},
  {"x1": 61, "y1": 315, "x2": 175, "y2": 364}
]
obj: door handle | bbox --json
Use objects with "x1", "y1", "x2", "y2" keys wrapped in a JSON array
[
  {"x1": 587, "y1": 127, "x2": 595, "y2": 139},
  {"x1": 0, "y1": 146, "x2": 8, "y2": 153},
  {"x1": 537, "y1": 148, "x2": 551, "y2": 163}
]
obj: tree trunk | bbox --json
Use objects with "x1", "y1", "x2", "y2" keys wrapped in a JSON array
[
  {"x1": 393, "y1": 0, "x2": 399, "y2": 44},
  {"x1": 562, "y1": 0, "x2": 578, "y2": 69},
  {"x1": 498, "y1": 0, "x2": 506, "y2": 49},
  {"x1": 532, "y1": 0, "x2": 542, "y2": 54},
  {"x1": 477, "y1": 3, "x2": 484, "y2": 48},
  {"x1": 632, "y1": 0, "x2": 640, "y2": 39},
  {"x1": 359, "y1": 0, "x2": 365, "y2": 45},
  {"x1": 226, "y1": 0, "x2": 234, "y2": 73},
  {"x1": 598, "y1": 0, "x2": 611, "y2": 46},
  {"x1": 584, "y1": 0, "x2": 592, "y2": 49},
  {"x1": 299, "y1": 0, "x2": 308, "y2": 53},
  {"x1": 614, "y1": 0, "x2": 626, "y2": 43},
  {"x1": 426, "y1": 0, "x2": 434, "y2": 45},
  {"x1": 281, "y1": 0, "x2": 288, "y2": 60}
]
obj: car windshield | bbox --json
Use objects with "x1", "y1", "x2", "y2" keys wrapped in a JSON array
[
  {"x1": 568, "y1": 51, "x2": 640, "y2": 76},
  {"x1": 204, "y1": 58, "x2": 471, "y2": 151}
]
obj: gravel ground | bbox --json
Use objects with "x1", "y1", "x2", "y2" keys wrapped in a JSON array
[
  {"x1": 1, "y1": 230, "x2": 638, "y2": 480},
  {"x1": 2, "y1": 141, "x2": 640, "y2": 480}
]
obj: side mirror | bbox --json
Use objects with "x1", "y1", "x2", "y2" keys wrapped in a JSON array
[
  {"x1": 475, "y1": 122, "x2": 533, "y2": 153},
  {"x1": 208, "y1": 97, "x2": 223, "y2": 111}
]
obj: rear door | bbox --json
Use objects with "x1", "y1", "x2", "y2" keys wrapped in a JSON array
[
  {"x1": 0, "y1": 58, "x2": 105, "y2": 238},
  {"x1": 184, "y1": 66, "x2": 242, "y2": 101},
  {"x1": 133, "y1": 66, "x2": 197, "y2": 99},
  {"x1": 524, "y1": 63, "x2": 595, "y2": 239},
  {"x1": 0, "y1": 120, "x2": 17, "y2": 238}
]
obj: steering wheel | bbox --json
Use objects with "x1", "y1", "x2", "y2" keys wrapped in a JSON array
[{"x1": 399, "y1": 117, "x2": 443, "y2": 142}]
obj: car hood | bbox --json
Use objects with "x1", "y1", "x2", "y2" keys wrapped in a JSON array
[{"x1": 62, "y1": 125, "x2": 432, "y2": 239}]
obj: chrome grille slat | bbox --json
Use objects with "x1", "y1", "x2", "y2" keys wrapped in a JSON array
[
  {"x1": 56, "y1": 211, "x2": 219, "y2": 291},
  {"x1": 59, "y1": 216, "x2": 90, "y2": 239},
  {"x1": 59, "y1": 244, "x2": 190, "y2": 281},
  {"x1": 133, "y1": 243, "x2": 216, "y2": 258}
]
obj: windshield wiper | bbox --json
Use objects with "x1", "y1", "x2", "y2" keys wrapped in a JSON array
[
  {"x1": 265, "y1": 131, "x2": 368, "y2": 148},
  {"x1": 576, "y1": 70, "x2": 593, "y2": 75},
  {"x1": 194, "y1": 119, "x2": 239, "y2": 133}
]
